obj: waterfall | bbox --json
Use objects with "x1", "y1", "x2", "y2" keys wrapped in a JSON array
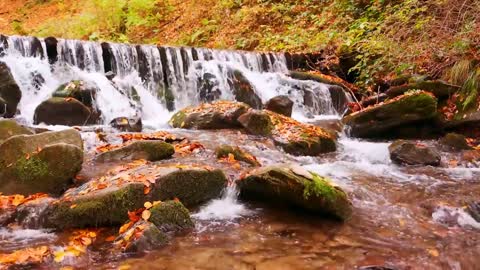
[{"x1": 0, "y1": 35, "x2": 341, "y2": 127}]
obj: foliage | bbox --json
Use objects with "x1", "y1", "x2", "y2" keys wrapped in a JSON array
[{"x1": 303, "y1": 172, "x2": 337, "y2": 203}]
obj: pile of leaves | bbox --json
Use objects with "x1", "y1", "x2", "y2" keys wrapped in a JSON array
[
  {"x1": 0, "y1": 193, "x2": 49, "y2": 209},
  {"x1": 175, "y1": 100, "x2": 246, "y2": 116},
  {"x1": 174, "y1": 139, "x2": 204, "y2": 156},
  {"x1": 53, "y1": 229, "x2": 99, "y2": 263},
  {"x1": 0, "y1": 246, "x2": 51, "y2": 266}
]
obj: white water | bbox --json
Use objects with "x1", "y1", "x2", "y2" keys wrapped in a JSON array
[
  {"x1": 193, "y1": 186, "x2": 251, "y2": 221},
  {"x1": 0, "y1": 35, "x2": 339, "y2": 128},
  {"x1": 432, "y1": 206, "x2": 480, "y2": 230},
  {"x1": 0, "y1": 228, "x2": 56, "y2": 250}
]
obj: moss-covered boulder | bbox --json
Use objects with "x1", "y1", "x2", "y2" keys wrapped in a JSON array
[
  {"x1": 265, "y1": 95, "x2": 293, "y2": 117},
  {"x1": 238, "y1": 165, "x2": 352, "y2": 220},
  {"x1": 389, "y1": 140, "x2": 441, "y2": 166},
  {"x1": 169, "y1": 100, "x2": 249, "y2": 129},
  {"x1": 53, "y1": 80, "x2": 97, "y2": 108},
  {"x1": 114, "y1": 220, "x2": 168, "y2": 253},
  {"x1": 0, "y1": 62, "x2": 22, "y2": 118},
  {"x1": 0, "y1": 129, "x2": 84, "y2": 195},
  {"x1": 237, "y1": 109, "x2": 273, "y2": 136},
  {"x1": 215, "y1": 145, "x2": 261, "y2": 166},
  {"x1": 149, "y1": 200, "x2": 194, "y2": 231},
  {"x1": 45, "y1": 164, "x2": 227, "y2": 228},
  {"x1": 438, "y1": 133, "x2": 472, "y2": 152},
  {"x1": 385, "y1": 80, "x2": 459, "y2": 99},
  {"x1": 0, "y1": 119, "x2": 33, "y2": 143},
  {"x1": 343, "y1": 91, "x2": 438, "y2": 138},
  {"x1": 110, "y1": 116, "x2": 142, "y2": 132},
  {"x1": 34, "y1": 97, "x2": 94, "y2": 126},
  {"x1": 96, "y1": 141, "x2": 174, "y2": 162}
]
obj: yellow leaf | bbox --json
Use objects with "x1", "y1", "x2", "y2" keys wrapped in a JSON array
[
  {"x1": 142, "y1": 210, "x2": 151, "y2": 221},
  {"x1": 54, "y1": 250, "x2": 66, "y2": 262},
  {"x1": 428, "y1": 248, "x2": 439, "y2": 257},
  {"x1": 152, "y1": 200, "x2": 161, "y2": 207},
  {"x1": 144, "y1": 202, "x2": 153, "y2": 209},
  {"x1": 118, "y1": 264, "x2": 131, "y2": 270}
]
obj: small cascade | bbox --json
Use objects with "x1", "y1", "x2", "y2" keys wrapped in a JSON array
[{"x1": 0, "y1": 35, "x2": 343, "y2": 127}]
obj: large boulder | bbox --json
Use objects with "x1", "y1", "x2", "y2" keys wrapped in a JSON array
[
  {"x1": 110, "y1": 116, "x2": 142, "y2": 132},
  {"x1": 343, "y1": 91, "x2": 438, "y2": 138},
  {"x1": 438, "y1": 133, "x2": 472, "y2": 152},
  {"x1": 389, "y1": 140, "x2": 441, "y2": 166},
  {"x1": 0, "y1": 119, "x2": 33, "y2": 143},
  {"x1": 169, "y1": 100, "x2": 249, "y2": 129},
  {"x1": 149, "y1": 200, "x2": 194, "y2": 231},
  {"x1": 239, "y1": 109, "x2": 336, "y2": 156},
  {"x1": 238, "y1": 165, "x2": 352, "y2": 220},
  {"x1": 53, "y1": 80, "x2": 96, "y2": 108},
  {"x1": 45, "y1": 164, "x2": 227, "y2": 228},
  {"x1": 265, "y1": 95, "x2": 293, "y2": 117},
  {"x1": 0, "y1": 129, "x2": 83, "y2": 195},
  {"x1": 0, "y1": 62, "x2": 22, "y2": 118},
  {"x1": 96, "y1": 141, "x2": 174, "y2": 162},
  {"x1": 34, "y1": 97, "x2": 94, "y2": 126},
  {"x1": 229, "y1": 69, "x2": 262, "y2": 109}
]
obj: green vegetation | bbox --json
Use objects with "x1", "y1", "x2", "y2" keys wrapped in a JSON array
[{"x1": 303, "y1": 172, "x2": 338, "y2": 203}]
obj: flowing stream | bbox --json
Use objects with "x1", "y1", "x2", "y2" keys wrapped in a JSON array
[{"x1": 0, "y1": 35, "x2": 479, "y2": 269}]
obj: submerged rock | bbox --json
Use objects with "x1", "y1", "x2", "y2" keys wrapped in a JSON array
[
  {"x1": 110, "y1": 116, "x2": 142, "y2": 132},
  {"x1": 265, "y1": 95, "x2": 293, "y2": 117},
  {"x1": 0, "y1": 119, "x2": 33, "y2": 143},
  {"x1": 438, "y1": 133, "x2": 472, "y2": 152},
  {"x1": 150, "y1": 200, "x2": 194, "y2": 231},
  {"x1": 343, "y1": 91, "x2": 438, "y2": 138},
  {"x1": 238, "y1": 165, "x2": 352, "y2": 220},
  {"x1": 0, "y1": 129, "x2": 84, "y2": 195},
  {"x1": 0, "y1": 61, "x2": 22, "y2": 118},
  {"x1": 215, "y1": 145, "x2": 261, "y2": 166},
  {"x1": 169, "y1": 100, "x2": 249, "y2": 129},
  {"x1": 46, "y1": 163, "x2": 227, "y2": 228},
  {"x1": 34, "y1": 97, "x2": 94, "y2": 126},
  {"x1": 96, "y1": 141, "x2": 174, "y2": 162},
  {"x1": 115, "y1": 220, "x2": 168, "y2": 253},
  {"x1": 389, "y1": 140, "x2": 441, "y2": 166}
]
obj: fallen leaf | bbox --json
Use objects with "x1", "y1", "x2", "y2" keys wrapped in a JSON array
[{"x1": 142, "y1": 210, "x2": 151, "y2": 221}]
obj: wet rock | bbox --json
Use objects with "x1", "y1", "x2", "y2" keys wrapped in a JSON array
[
  {"x1": 110, "y1": 116, "x2": 142, "y2": 132},
  {"x1": 239, "y1": 109, "x2": 336, "y2": 156},
  {"x1": 46, "y1": 164, "x2": 226, "y2": 228},
  {"x1": 265, "y1": 95, "x2": 293, "y2": 117},
  {"x1": 0, "y1": 96, "x2": 6, "y2": 116},
  {"x1": 444, "y1": 111, "x2": 480, "y2": 135},
  {"x1": 115, "y1": 220, "x2": 168, "y2": 253},
  {"x1": 343, "y1": 91, "x2": 438, "y2": 138},
  {"x1": 385, "y1": 80, "x2": 459, "y2": 99},
  {"x1": 0, "y1": 129, "x2": 84, "y2": 195},
  {"x1": 169, "y1": 100, "x2": 249, "y2": 129},
  {"x1": 389, "y1": 140, "x2": 441, "y2": 166},
  {"x1": 215, "y1": 145, "x2": 261, "y2": 166},
  {"x1": 150, "y1": 200, "x2": 194, "y2": 231},
  {"x1": 229, "y1": 69, "x2": 262, "y2": 109},
  {"x1": 198, "y1": 72, "x2": 222, "y2": 102},
  {"x1": 53, "y1": 80, "x2": 97, "y2": 107},
  {"x1": 34, "y1": 97, "x2": 94, "y2": 126},
  {"x1": 328, "y1": 85, "x2": 351, "y2": 114},
  {"x1": 238, "y1": 109, "x2": 273, "y2": 136},
  {"x1": 15, "y1": 196, "x2": 55, "y2": 228},
  {"x1": 0, "y1": 119, "x2": 34, "y2": 143},
  {"x1": 96, "y1": 141, "x2": 174, "y2": 162},
  {"x1": 438, "y1": 133, "x2": 472, "y2": 152},
  {"x1": 0, "y1": 61, "x2": 22, "y2": 118},
  {"x1": 238, "y1": 165, "x2": 352, "y2": 220},
  {"x1": 467, "y1": 202, "x2": 480, "y2": 222},
  {"x1": 105, "y1": 71, "x2": 116, "y2": 80}
]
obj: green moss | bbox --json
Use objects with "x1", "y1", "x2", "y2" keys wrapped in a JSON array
[
  {"x1": 15, "y1": 156, "x2": 49, "y2": 182},
  {"x1": 169, "y1": 110, "x2": 187, "y2": 128},
  {"x1": 149, "y1": 200, "x2": 194, "y2": 231},
  {"x1": 137, "y1": 141, "x2": 174, "y2": 160},
  {"x1": 303, "y1": 173, "x2": 337, "y2": 203}
]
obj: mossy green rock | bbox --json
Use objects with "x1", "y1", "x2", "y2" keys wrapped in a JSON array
[
  {"x1": 96, "y1": 141, "x2": 174, "y2": 162},
  {"x1": 215, "y1": 144, "x2": 260, "y2": 166},
  {"x1": 169, "y1": 100, "x2": 249, "y2": 129},
  {"x1": 53, "y1": 80, "x2": 96, "y2": 107},
  {"x1": 0, "y1": 119, "x2": 33, "y2": 143},
  {"x1": 438, "y1": 133, "x2": 472, "y2": 152},
  {"x1": 238, "y1": 165, "x2": 352, "y2": 220},
  {"x1": 0, "y1": 129, "x2": 84, "y2": 195},
  {"x1": 45, "y1": 164, "x2": 227, "y2": 228},
  {"x1": 343, "y1": 91, "x2": 438, "y2": 138},
  {"x1": 150, "y1": 200, "x2": 194, "y2": 231},
  {"x1": 115, "y1": 220, "x2": 168, "y2": 253},
  {"x1": 0, "y1": 143, "x2": 83, "y2": 195},
  {"x1": 237, "y1": 109, "x2": 273, "y2": 136},
  {"x1": 385, "y1": 80, "x2": 459, "y2": 99},
  {"x1": 33, "y1": 97, "x2": 93, "y2": 126}
]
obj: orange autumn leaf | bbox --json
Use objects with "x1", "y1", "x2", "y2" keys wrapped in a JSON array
[
  {"x1": 119, "y1": 221, "x2": 133, "y2": 234},
  {"x1": 105, "y1": 235, "x2": 116, "y2": 242}
]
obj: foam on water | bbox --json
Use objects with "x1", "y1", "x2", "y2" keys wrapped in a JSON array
[
  {"x1": 432, "y1": 206, "x2": 480, "y2": 230},
  {"x1": 193, "y1": 186, "x2": 252, "y2": 221},
  {"x1": 0, "y1": 228, "x2": 56, "y2": 250}
]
